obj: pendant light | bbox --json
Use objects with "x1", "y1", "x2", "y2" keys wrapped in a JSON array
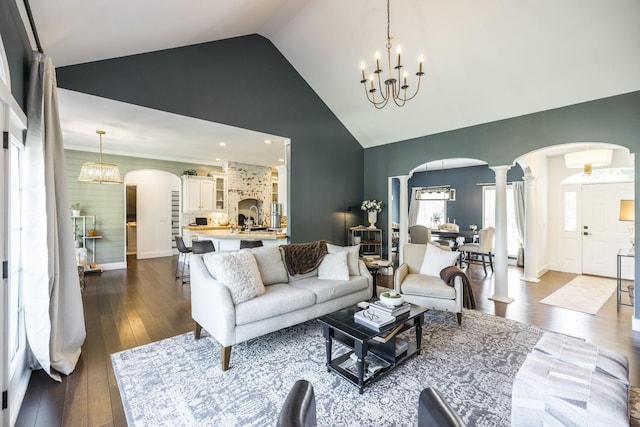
[{"x1": 78, "y1": 130, "x2": 122, "y2": 184}]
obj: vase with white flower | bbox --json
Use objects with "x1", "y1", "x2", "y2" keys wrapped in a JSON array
[{"x1": 361, "y1": 199, "x2": 383, "y2": 229}]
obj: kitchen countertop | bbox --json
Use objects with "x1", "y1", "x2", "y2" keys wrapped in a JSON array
[
  {"x1": 192, "y1": 229, "x2": 287, "y2": 240},
  {"x1": 182, "y1": 225, "x2": 230, "y2": 231}
]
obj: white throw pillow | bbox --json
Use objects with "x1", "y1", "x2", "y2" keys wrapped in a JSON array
[
  {"x1": 326, "y1": 243, "x2": 360, "y2": 276},
  {"x1": 419, "y1": 243, "x2": 459, "y2": 277},
  {"x1": 247, "y1": 246, "x2": 288, "y2": 285},
  {"x1": 318, "y1": 251, "x2": 350, "y2": 281},
  {"x1": 203, "y1": 251, "x2": 265, "y2": 304}
]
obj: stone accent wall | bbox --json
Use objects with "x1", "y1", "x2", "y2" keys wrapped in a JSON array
[{"x1": 227, "y1": 162, "x2": 273, "y2": 226}]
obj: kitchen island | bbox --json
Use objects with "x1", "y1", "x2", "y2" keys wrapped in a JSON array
[{"x1": 192, "y1": 229, "x2": 288, "y2": 251}]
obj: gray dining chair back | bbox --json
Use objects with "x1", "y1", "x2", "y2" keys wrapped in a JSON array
[{"x1": 409, "y1": 225, "x2": 432, "y2": 244}]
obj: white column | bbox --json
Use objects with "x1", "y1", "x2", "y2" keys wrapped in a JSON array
[
  {"x1": 490, "y1": 165, "x2": 514, "y2": 303},
  {"x1": 398, "y1": 175, "x2": 409, "y2": 265},
  {"x1": 522, "y1": 176, "x2": 540, "y2": 282}
]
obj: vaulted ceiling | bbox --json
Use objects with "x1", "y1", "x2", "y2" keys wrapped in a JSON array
[{"x1": 26, "y1": 0, "x2": 640, "y2": 161}]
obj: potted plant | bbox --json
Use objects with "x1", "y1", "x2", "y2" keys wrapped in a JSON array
[{"x1": 71, "y1": 202, "x2": 81, "y2": 217}]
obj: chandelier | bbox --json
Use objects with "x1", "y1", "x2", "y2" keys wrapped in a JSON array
[
  {"x1": 359, "y1": 0, "x2": 424, "y2": 109},
  {"x1": 416, "y1": 186, "x2": 456, "y2": 201},
  {"x1": 78, "y1": 130, "x2": 122, "y2": 184}
]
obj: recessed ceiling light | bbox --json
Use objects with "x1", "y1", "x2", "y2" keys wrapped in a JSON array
[
  {"x1": 219, "y1": 142, "x2": 226, "y2": 146},
  {"x1": 264, "y1": 140, "x2": 272, "y2": 144},
  {"x1": 215, "y1": 158, "x2": 221, "y2": 161},
  {"x1": 278, "y1": 158, "x2": 284, "y2": 162}
]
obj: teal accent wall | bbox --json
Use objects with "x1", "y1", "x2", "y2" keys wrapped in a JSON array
[
  {"x1": 364, "y1": 92, "x2": 640, "y2": 234},
  {"x1": 66, "y1": 149, "x2": 224, "y2": 264},
  {"x1": 55, "y1": 35, "x2": 364, "y2": 245},
  {"x1": 0, "y1": 0, "x2": 32, "y2": 108}
]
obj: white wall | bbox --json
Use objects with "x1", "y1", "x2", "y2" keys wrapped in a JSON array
[{"x1": 126, "y1": 170, "x2": 180, "y2": 259}]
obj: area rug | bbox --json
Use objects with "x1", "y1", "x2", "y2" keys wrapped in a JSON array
[
  {"x1": 540, "y1": 275, "x2": 617, "y2": 315},
  {"x1": 112, "y1": 310, "x2": 546, "y2": 426}
]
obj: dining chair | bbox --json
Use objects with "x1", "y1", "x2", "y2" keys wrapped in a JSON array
[
  {"x1": 458, "y1": 227, "x2": 495, "y2": 274},
  {"x1": 175, "y1": 236, "x2": 192, "y2": 283},
  {"x1": 409, "y1": 225, "x2": 432, "y2": 244}
]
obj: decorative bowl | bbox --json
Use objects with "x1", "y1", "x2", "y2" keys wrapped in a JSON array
[{"x1": 380, "y1": 292, "x2": 404, "y2": 306}]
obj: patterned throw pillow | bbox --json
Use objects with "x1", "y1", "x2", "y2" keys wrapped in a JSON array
[
  {"x1": 203, "y1": 251, "x2": 265, "y2": 304},
  {"x1": 419, "y1": 243, "x2": 460, "y2": 277}
]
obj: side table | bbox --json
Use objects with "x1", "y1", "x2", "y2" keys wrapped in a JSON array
[
  {"x1": 617, "y1": 248, "x2": 634, "y2": 311},
  {"x1": 364, "y1": 259, "x2": 392, "y2": 299}
]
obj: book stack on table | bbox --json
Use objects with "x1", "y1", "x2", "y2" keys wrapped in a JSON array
[
  {"x1": 353, "y1": 309, "x2": 396, "y2": 331},
  {"x1": 369, "y1": 300, "x2": 411, "y2": 318}
]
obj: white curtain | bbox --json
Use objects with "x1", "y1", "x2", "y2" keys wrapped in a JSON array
[
  {"x1": 23, "y1": 52, "x2": 86, "y2": 381},
  {"x1": 408, "y1": 188, "x2": 420, "y2": 226},
  {"x1": 513, "y1": 181, "x2": 525, "y2": 246}
]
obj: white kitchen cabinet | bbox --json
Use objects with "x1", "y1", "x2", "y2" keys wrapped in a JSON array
[
  {"x1": 212, "y1": 174, "x2": 227, "y2": 212},
  {"x1": 183, "y1": 176, "x2": 215, "y2": 212}
]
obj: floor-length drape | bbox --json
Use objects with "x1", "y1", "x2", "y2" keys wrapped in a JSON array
[
  {"x1": 513, "y1": 181, "x2": 526, "y2": 266},
  {"x1": 23, "y1": 52, "x2": 86, "y2": 381},
  {"x1": 408, "y1": 188, "x2": 420, "y2": 226},
  {"x1": 513, "y1": 181, "x2": 525, "y2": 244}
]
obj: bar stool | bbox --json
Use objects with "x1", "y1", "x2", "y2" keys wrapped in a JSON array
[
  {"x1": 192, "y1": 239, "x2": 215, "y2": 254},
  {"x1": 175, "y1": 236, "x2": 192, "y2": 283},
  {"x1": 240, "y1": 240, "x2": 263, "y2": 249}
]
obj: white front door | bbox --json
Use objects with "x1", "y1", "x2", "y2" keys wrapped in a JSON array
[
  {"x1": 582, "y1": 183, "x2": 634, "y2": 278},
  {"x1": 559, "y1": 185, "x2": 582, "y2": 274}
]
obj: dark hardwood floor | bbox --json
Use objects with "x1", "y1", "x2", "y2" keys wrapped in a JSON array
[{"x1": 15, "y1": 255, "x2": 640, "y2": 426}]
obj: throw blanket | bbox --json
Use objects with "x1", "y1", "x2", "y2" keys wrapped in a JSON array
[
  {"x1": 280, "y1": 241, "x2": 328, "y2": 276},
  {"x1": 440, "y1": 266, "x2": 476, "y2": 309}
]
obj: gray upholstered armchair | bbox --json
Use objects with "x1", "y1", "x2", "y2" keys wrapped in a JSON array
[{"x1": 394, "y1": 243, "x2": 464, "y2": 324}]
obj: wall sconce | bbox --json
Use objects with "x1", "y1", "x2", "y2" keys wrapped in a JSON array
[
  {"x1": 415, "y1": 186, "x2": 456, "y2": 201},
  {"x1": 564, "y1": 148, "x2": 612, "y2": 175},
  {"x1": 619, "y1": 199, "x2": 635, "y2": 254}
]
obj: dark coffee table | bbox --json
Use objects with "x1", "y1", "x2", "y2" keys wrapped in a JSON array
[{"x1": 318, "y1": 303, "x2": 427, "y2": 393}]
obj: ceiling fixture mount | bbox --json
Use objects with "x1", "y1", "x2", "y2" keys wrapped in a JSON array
[
  {"x1": 359, "y1": 0, "x2": 424, "y2": 109},
  {"x1": 78, "y1": 130, "x2": 122, "y2": 184},
  {"x1": 564, "y1": 146, "x2": 613, "y2": 175}
]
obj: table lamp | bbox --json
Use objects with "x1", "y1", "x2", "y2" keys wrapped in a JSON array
[{"x1": 619, "y1": 199, "x2": 635, "y2": 254}]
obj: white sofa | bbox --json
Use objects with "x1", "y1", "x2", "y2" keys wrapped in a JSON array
[
  {"x1": 190, "y1": 244, "x2": 373, "y2": 371},
  {"x1": 394, "y1": 243, "x2": 464, "y2": 324}
]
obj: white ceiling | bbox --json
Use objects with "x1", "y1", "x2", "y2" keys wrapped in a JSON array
[
  {"x1": 58, "y1": 89, "x2": 288, "y2": 167},
  {"x1": 26, "y1": 0, "x2": 640, "y2": 159}
]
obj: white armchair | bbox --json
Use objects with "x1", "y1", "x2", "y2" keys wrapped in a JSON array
[{"x1": 394, "y1": 244, "x2": 464, "y2": 325}]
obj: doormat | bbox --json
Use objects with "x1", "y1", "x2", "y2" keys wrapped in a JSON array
[{"x1": 540, "y1": 275, "x2": 617, "y2": 315}]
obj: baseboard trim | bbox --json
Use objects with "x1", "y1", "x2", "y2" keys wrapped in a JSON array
[
  {"x1": 137, "y1": 250, "x2": 174, "y2": 259},
  {"x1": 102, "y1": 262, "x2": 127, "y2": 271}
]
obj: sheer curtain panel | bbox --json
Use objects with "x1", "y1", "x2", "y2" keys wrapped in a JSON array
[{"x1": 23, "y1": 52, "x2": 86, "y2": 381}]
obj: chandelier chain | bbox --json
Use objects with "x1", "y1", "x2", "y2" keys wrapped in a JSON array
[{"x1": 359, "y1": 0, "x2": 424, "y2": 109}]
